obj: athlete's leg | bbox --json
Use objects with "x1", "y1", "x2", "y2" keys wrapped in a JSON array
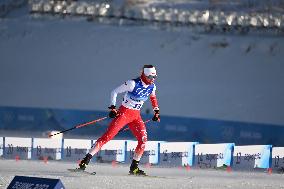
[
  {"x1": 79, "y1": 107, "x2": 132, "y2": 170},
  {"x1": 128, "y1": 115, "x2": 148, "y2": 175},
  {"x1": 128, "y1": 116, "x2": 147, "y2": 161},
  {"x1": 88, "y1": 110, "x2": 130, "y2": 156}
]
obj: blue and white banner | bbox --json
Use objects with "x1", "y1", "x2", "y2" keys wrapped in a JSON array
[
  {"x1": 233, "y1": 145, "x2": 272, "y2": 170},
  {"x1": 94, "y1": 140, "x2": 127, "y2": 163},
  {"x1": 0, "y1": 137, "x2": 3, "y2": 157},
  {"x1": 272, "y1": 147, "x2": 284, "y2": 171},
  {"x1": 1, "y1": 106, "x2": 284, "y2": 146},
  {"x1": 194, "y1": 143, "x2": 234, "y2": 168},
  {"x1": 62, "y1": 139, "x2": 92, "y2": 162},
  {"x1": 1, "y1": 136, "x2": 281, "y2": 171},
  {"x1": 7, "y1": 176, "x2": 65, "y2": 189},
  {"x1": 126, "y1": 140, "x2": 162, "y2": 164},
  {"x1": 32, "y1": 138, "x2": 62, "y2": 160},
  {"x1": 160, "y1": 142, "x2": 198, "y2": 167},
  {"x1": 4, "y1": 137, "x2": 32, "y2": 160}
]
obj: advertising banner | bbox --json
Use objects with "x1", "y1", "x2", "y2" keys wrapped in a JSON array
[
  {"x1": 160, "y1": 142, "x2": 198, "y2": 167},
  {"x1": 194, "y1": 143, "x2": 234, "y2": 168},
  {"x1": 4, "y1": 137, "x2": 32, "y2": 160},
  {"x1": 94, "y1": 140, "x2": 127, "y2": 163},
  {"x1": 33, "y1": 138, "x2": 62, "y2": 160},
  {"x1": 7, "y1": 176, "x2": 65, "y2": 189},
  {"x1": 272, "y1": 147, "x2": 284, "y2": 172},
  {"x1": 126, "y1": 141, "x2": 162, "y2": 164},
  {"x1": 233, "y1": 145, "x2": 272, "y2": 170},
  {"x1": 0, "y1": 137, "x2": 3, "y2": 157},
  {"x1": 62, "y1": 139, "x2": 92, "y2": 162}
]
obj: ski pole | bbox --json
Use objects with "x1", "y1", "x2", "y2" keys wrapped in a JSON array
[
  {"x1": 119, "y1": 119, "x2": 151, "y2": 133},
  {"x1": 48, "y1": 116, "x2": 108, "y2": 137}
]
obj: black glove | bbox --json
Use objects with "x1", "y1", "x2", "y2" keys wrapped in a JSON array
[
  {"x1": 152, "y1": 110, "x2": 160, "y2": 122},
  {"x1": 108, "y1": 105, "x2": 118, "y2": 118}
]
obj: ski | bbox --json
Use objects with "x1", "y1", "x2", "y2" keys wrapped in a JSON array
[
  {"x1": 67, "y1": 169, "x2": 184, "y2": 179},
  {"x1": 127, "y1": 174, "x2": 174, "y2": 179},
  {"x1": 67, "y1": 168, "x2": 96, "y2": 175}
]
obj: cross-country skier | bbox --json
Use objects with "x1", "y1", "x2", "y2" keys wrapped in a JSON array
[{"x1": 78, "y1": 65, "x2": 160, "y2": 175}]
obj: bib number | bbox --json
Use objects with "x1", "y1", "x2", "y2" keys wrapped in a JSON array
[
  {"x1": 133, "y1": 104, "x2": 142, "y2": 109},
  {"x1": 123, "y1": 98, "x2": 143, "y2": 110}
]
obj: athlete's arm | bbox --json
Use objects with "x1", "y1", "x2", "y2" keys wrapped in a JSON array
[
  {"x1": 149, "y1": 85, "x2": 159, "y2": 111},
  {"x1": 110, "y1": 80, "x2": 135, "y2": 106}
]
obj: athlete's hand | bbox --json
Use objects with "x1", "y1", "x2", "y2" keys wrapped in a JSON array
[
  {"x1": 152, "y1": 110, "x2": 160, "y2": 122},
  {"x1": 108, "y1": 105, "x2": 118, "y2": 118}
]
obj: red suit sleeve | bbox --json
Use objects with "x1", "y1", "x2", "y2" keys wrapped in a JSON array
[{"x1": 150, "y1": 94, "x2": 159, "y2": 110}]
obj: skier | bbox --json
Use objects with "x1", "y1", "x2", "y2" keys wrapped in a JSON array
[{"x1": 78, "y1": 65, "x2": 160, "y2": 175}]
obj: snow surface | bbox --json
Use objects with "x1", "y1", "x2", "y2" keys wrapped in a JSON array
[{"x1": 0, "y1": 159, "x2": 284, "y2": 189}]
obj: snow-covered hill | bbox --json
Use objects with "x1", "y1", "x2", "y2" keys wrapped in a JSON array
[{"x1": 0, "y1": 2, "x2": 284, "y2": 127}]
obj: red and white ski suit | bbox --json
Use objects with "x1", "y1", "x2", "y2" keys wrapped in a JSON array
[{"x1": 89, "y1": 77, "x2": 159, "y2": 161}]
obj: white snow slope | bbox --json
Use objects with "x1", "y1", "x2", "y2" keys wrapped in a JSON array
[{"x1": 0, "y1": 5, "x2": 284, "y2": 125}]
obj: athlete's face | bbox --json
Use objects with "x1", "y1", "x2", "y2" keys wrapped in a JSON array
[
  {"x1": 141, "y1": 67, "x2": 157, "y2": 85},
  {"x1": 145, "y1": 74, "x2": 157, "y2": 84},
  {"x1": 146, "y1": 75, "x2": 157, "y2": 80}
]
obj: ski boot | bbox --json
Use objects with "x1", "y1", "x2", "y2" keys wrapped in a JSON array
[
  {"x1": 129, "y1": 160, "x2": 147, "y2": 176},
  {"x1": 79, "y1": 153, "x2": 92, "y2": 170}
]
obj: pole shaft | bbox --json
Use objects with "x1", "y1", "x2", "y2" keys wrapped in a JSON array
[{"x1": 49, "y1": 116, "x2": 107, "y2": 137}]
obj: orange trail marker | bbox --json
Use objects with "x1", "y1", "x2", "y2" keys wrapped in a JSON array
[
  {"x1": 43, "y1": 156, "x2": 48, "y2": 164},
  {"x1": 15, "y1": 155, "x2": 20, "y2": 162}
]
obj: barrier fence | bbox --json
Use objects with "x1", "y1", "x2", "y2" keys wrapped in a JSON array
[
  {"x1": 1, "y1": 137, "x2": 283, "y2": 172},
  {"x1": 195, "y1": 143, "x2": 234, "y2": 168},
  {"x1": 272, "y1": 147, "x2": 284, "y2": 171},
  {"x1": 160, "y1": 142, "x2": 198, "y2": 167}
]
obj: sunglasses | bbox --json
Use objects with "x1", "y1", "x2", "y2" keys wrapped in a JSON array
[{"x1": 147, "y1": 75, "x2": 157, "y2": 80}]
